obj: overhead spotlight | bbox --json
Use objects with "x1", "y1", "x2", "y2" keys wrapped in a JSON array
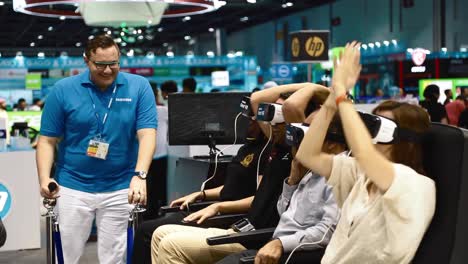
[
  {"x1": 240, "y1": 16, "x2": 249, "y2": 22},
  {"x1": 158, "y1": 27, "x2": 163, "y2": 32},
  {"x1": 216, "y1": 1, "x2": 227, "y2": 7},
  {"x1": 88, "y1": 35, "x2": 94, "y2": 40},
  {"x1": 127, "y1": 49, "x2": 134, "y2": 57},
  {"x1": 361, "y1": 44, "x2": 368, "y2": 50},
  {"x1": 133, "y1": 29, "x2": 137, "y2": 34},
  {"x1": 48, "y1": 26, "x2": 53, "y2": 31},
  {"x1": 375, "y1": 42, "x2": 381, "y2": 48},
  {"x1": 137, "y1": 29, "x2": 142, "y2": 34},
  {"x1": 208, "y1": 28, "x2": 215, "y2": 32},
  {"x1": 138, "y1": 35, "x2": 144, "y2": 40},
  {"x1": 30, "y1": 42, "x2": 35, "y2": 47},
  {"x1": 182, "y1": 16, "x2": 191, "y2": 22},
  {"x1": 0, "y1": 52, "x2": 2, "y2": 57},
  {"x1": 441, "y1": 47, "x2": 447, "y2": 52},
  {"x1": 392, "y1": 39, "x2": 397, "y2": 45},
  {"x1": 120, "y1": 32, "x2": 125, "y2": 36},
  {"x1": 368, "y1": 43, "x2": 375, "y2": 48},
  {"x1": 247, "y1": 0, "x2": 256, "y2": 3},
  {"x1": 0, "y1": 2, "x2": 4, "y2": 6},
  {"x1": 37, "y1": 35, "x2": 43, "y2": 40},
  {"x1": 121, "y1": 42, "x2": 127, "y2": 47},
  {"x1": 235, "y1": 51, "x2": 244, "y2": 57},
  {"x1": 184, "y1": 35, "x2": 191, "y2": 40},
  {"x1": 76, "y1": 42, "x2": 81, "y2": 47},
  {"x1": 461, "y1": 47, "x2": 467, "y2": 52},
  {"x1": 37, "y1": 52, "x2": 45, "y2": 58},
  {"x1": 104, "y1": 27, "x2": 108, "y2": 31},
  {"x1": 286, "y1": 1, "x2": 293, "y2": 7},
  {"x1": 59, "y1": 16, "x2": 66, "y2": 20},
  {"x1": 114, "y1": 38, "x2": 122, "y2": 43},
  {"x1": 107, "y1": 30, "x2": 112, "y2": 35},
  {"x1": 383, "y1": 40, "x2": 390, "y2": 46},
  {"x1": 207, "y1": 51, "x2": 215, "y2": 57},
  {"x1": 16, "y1": 51, "x2": 23, "y2": 57},
  {"x1": 166, "y1": 51, "x2": 174, "y2": 57}
]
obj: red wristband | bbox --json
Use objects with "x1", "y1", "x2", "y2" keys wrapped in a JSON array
[{"x1": 335, "y1": 93, "x2": 350, "y2": 106}]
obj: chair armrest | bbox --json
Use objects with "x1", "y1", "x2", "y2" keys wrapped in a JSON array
[
  {"x1": 159, "y1": 201, "x2": 218, "y2": 215},
  {"x1": 202, "y1": 213, "x2": 247, "y2": 229},
  {"x1": 206, "y1": 227, "x2": 275, "y2": 246},
  {"x1": 240, "y1": 256, "x2": 255, "y2": 264}
]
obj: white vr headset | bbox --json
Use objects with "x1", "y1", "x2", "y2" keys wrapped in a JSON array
[
  {"x1": 285, "y1": 112, "x2": 420, "y2": 147},
  {"x1": 358, "y1": 111, "x2": 420, "y2": 144},
  {"x1": 256, "y1": 102, "x2": 285, "y2": 125}
]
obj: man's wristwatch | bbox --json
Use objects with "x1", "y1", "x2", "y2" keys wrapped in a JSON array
[{"x1": 134, "y1": 171, "x2": 147, "y2": 180}]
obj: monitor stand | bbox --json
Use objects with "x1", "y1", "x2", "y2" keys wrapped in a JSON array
[{"x1": 192, "y1": 133, "x2": 233, "y2": 160}]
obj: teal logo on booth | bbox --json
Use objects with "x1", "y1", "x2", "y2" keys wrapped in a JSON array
[{"x1": 0, "y1": 183, "x2": 12, "y2": 218}]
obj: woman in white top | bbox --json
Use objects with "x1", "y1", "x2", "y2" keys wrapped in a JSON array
[{"x1": 295, "y1": 41, "x2": 436, "y2": 264}]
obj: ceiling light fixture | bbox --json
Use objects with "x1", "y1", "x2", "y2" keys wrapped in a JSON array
[
  {"x1": 240, "y1": 16, "x2": 249, "y2": 22},
  {"x1": 246, "y1": 0, "x2": 256, "y2": 3},
  {"x1": 13, "y1": 0, "x2": 220, "y2": 25},
  {"x1": 0, "y1": 2, "x2": 4, "y2": 6},
  {"x1": 48, "y1": 26, "x2": 53, "y2": 31},
  {"x1": 30, "y1": 42, "x2": 35, "y2": 47},
  {"x1": 37, "y1": 52, "x2": 45, "y2": 58},
  {"x1": 208, "y1": 27, "x2": 214, "y2": 32}
]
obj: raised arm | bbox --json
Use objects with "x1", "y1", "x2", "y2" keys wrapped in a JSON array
[
  {"x1": 295, "y1": 93, "x2": 337, "y2": 179},
  {"x1": 250, "y1": 83, "x2": 310, "y2": 135},
  {"x1": 332, "y1": 41, "x2": 395, "y2": 192},
  {"x1": 282, "y1": 83, "x2": 330, "y2": 123}
]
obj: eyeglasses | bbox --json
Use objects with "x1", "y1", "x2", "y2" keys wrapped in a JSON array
[{"x1": 91, "y1": 60, "x2": 120, "y2": 70}]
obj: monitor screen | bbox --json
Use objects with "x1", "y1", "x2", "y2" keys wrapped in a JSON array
[{"x1": 168, "y1": 92, "x2": 250, "y2": 146}]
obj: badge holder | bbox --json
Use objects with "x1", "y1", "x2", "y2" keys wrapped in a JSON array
[
  {"x1": 86, "y1": 135, "x2": 109, "y2": 160},
  {"x1": 42, "y1": 182, "x2": 64, "y2": 264},
  {"x1": 127, "y1": 203, "x2": 146, "y2": 264}
]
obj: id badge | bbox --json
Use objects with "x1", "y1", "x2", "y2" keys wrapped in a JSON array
[{"x1": 86, "y1": 136, "x2": 109, "y2": 160}]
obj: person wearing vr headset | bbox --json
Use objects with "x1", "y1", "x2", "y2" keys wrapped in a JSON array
[
  {"x1": 218, "y1": 84, "x2": 345, "y2": 264},
  {"x1": 296, "y1": 41, "x2": 435, "y2": 264},
  {"x1": 131, "y1": 119, "x2": 269, "y2": 264},
  {"x1": 150, "y1": 87, "x2": 307, "y2": 264}
]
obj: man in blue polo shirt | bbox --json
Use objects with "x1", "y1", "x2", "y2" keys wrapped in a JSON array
[{"x1": 36, "y1": 35, "x2": 157, "y2": 264}]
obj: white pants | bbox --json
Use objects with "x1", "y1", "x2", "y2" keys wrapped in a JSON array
[{"x1": 56, "y1": 186, "x2": 133, "y2": 264}]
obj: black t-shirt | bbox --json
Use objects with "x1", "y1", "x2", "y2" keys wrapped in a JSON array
[
  {"x1": 247, "y1": 144, "x2": 292, "y2": 229},
  {"x1": 219, "y1": 138, "x2": 270, "y2": 201},
  {"x1": 420, "y1": 100, "x2": 447, "y2": 122}
]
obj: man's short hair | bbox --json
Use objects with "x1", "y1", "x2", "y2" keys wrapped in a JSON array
[
  {"x1": 182, "y1": 77, "x2": 197, "y2": 92},
  {"x1": 84, "y1": 34, "x2": 119, "y2": 59},
  {"x1": 161, "y1": 80, "x2": 178, "y2": 94}
]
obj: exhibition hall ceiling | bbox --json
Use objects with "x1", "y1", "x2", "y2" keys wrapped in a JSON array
[{"x1": 0, "y1": 0, "x2": 333, "y2": 56}]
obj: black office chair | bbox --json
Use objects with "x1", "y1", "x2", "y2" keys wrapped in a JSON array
[
  {"x1": 208, "y1": 124, "x2": 468, "y2": 264},
  {"x1": 413, "y1": 124, "x2": 468, "y2": 264}
]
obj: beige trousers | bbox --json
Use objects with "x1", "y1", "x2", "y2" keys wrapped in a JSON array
[{"x1": 151, "y1": 224, "x2": 246, "y2": 264}]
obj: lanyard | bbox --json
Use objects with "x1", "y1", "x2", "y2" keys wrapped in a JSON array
[{"x1": 87, "y1": 85, "x2": 117, "y2": 136}]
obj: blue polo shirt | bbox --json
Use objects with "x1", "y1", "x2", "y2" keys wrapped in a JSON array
[{"x1": 40, "y1": 70, "x2": 157, "y2": 193}]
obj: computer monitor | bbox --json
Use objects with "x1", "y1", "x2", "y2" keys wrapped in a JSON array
[{"x1": 168, "y1": 92, "x2": 250, "y2": 153}]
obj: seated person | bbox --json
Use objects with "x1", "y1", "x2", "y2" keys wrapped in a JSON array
[
  {"x1": 218, "y1": 84, "x2": 345, "y2": 264},
  {"x1": 296, "y1": 42, "x2": 435, "y2": 264},
  {"x1": 150, "y1": 83, "x2": 332, "y2": 264},
  {"x1": 132, "y1": 119, "x2": 269, "y2": 264}
]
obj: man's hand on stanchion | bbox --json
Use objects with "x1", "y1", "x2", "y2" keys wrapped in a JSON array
[
  {"x1": 40, "y1": 179, "x2": 60, "y2": 199},
  {"x1": 128, "y1": 176, "x2": 147, "y2": 205}
]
